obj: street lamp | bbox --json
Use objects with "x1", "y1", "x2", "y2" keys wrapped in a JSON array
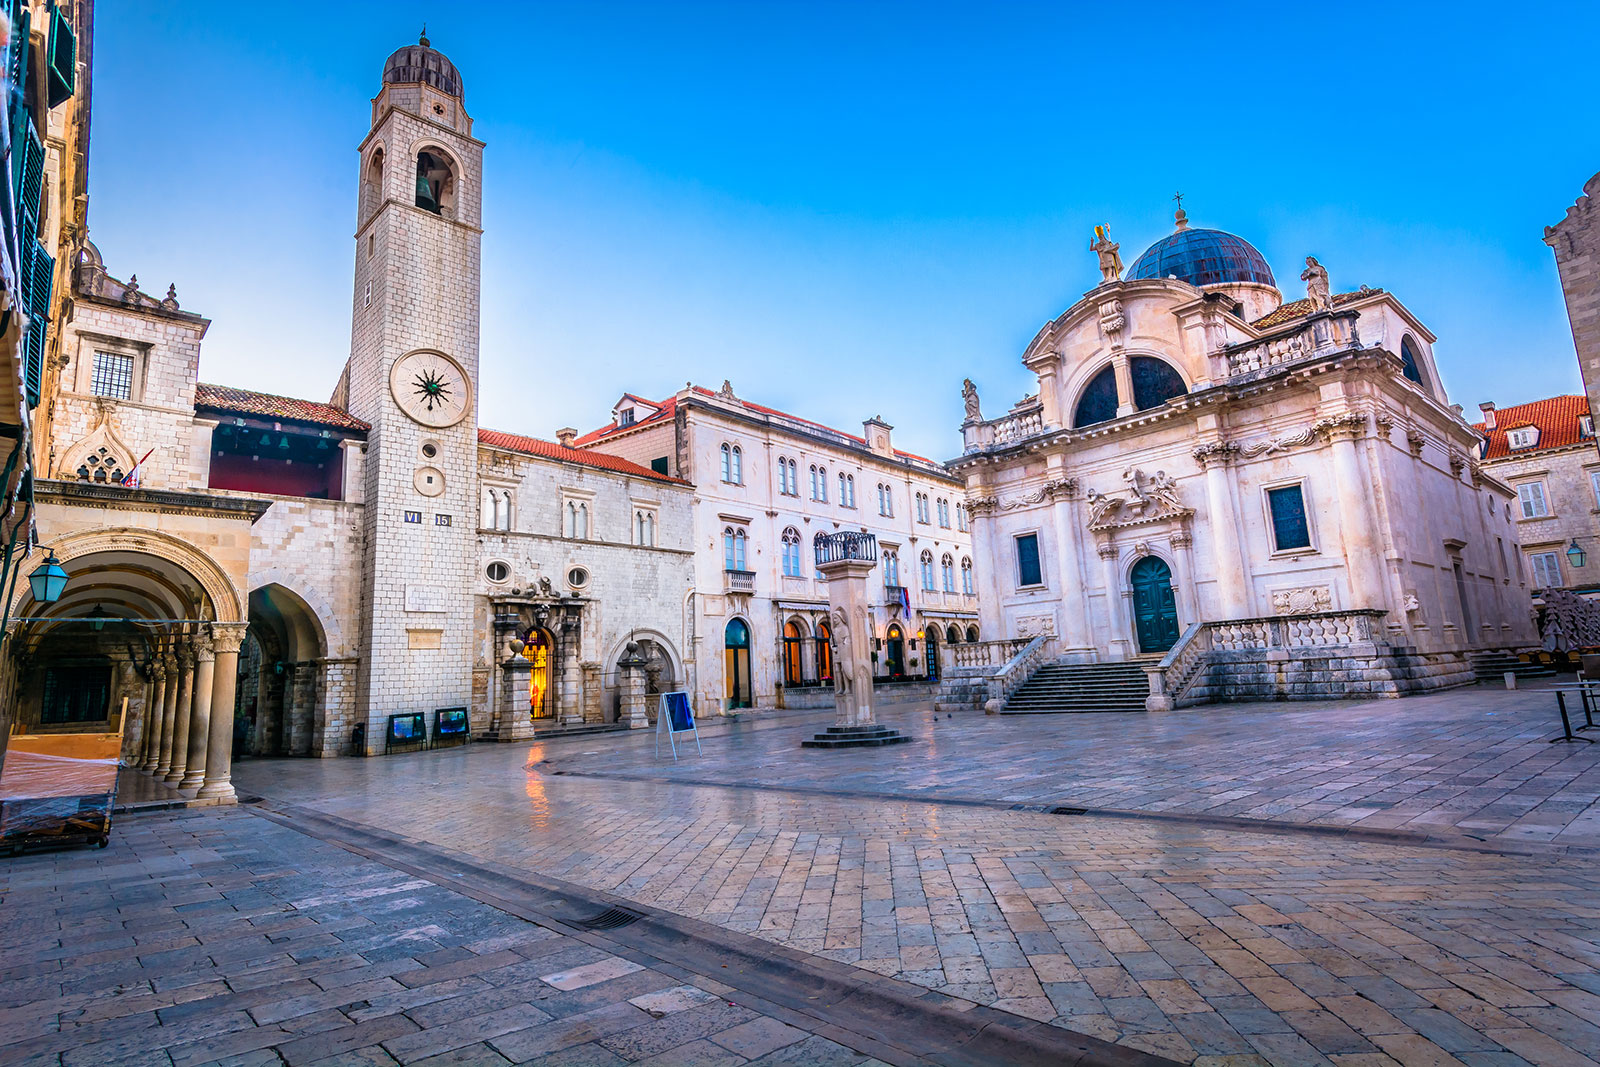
[
  {"x1": 27, "y1": 551, "x2": 69, "y2": 604},
  {"x1": 89, "y1": 604, "x2": 106, "y2": 632},
  {"x1": 1567, "y1": 539, "x2": 1587, "y2": 569}
]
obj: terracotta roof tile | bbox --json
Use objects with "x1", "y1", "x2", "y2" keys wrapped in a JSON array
[
  {"x1": 574, "y1": 396, "x2": 677, "y2": 446},
  {"x1": 478, "y1": 428, "x2": 687, "y2": 483},
  {"x1": 1250, "y1": 289, "x2": 1382, "y2": 331},
  {"x1": 195, "y1": 383, "x2": 369, "y2": 432},
  {"x1": 1472, "y1": 395, "x2": 1595, "y2": 460}
]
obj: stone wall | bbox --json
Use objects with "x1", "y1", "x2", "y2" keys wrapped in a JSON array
[
  {"x1": 1547, "y1": 173, "x2": 1600, "y2": 440},
  {"x1": 1186, "y1": 645, "x2": 1477, "y2": 703}
]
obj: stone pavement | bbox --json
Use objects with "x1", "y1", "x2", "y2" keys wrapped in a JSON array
[
  {"x1": 547, "y1": 682, "x2": 1600, "y2": 849},
  {"x1": 228, "y1": 695, "x2": 1600, "y2": 1067}
]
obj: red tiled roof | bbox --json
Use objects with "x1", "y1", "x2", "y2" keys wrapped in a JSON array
[
  {"x1": 195, "y1": 383, "x2": 369, "y2": 432},
  {"x1": 1472, "y1": 395, "x2": 1595, "y2": 460},
  {"x1": 578, "y1": 387, "x2": 939, "y2": 465},
  {"x1": 478, "y1": 428, "x2": 688, "y2": 483},
  {"x1": 1250, "y1": 289, "x2": 1383, "y2": 331}
]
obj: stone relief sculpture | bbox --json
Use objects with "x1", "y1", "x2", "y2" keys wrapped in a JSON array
[
  {"x1": 1091, "y1": 225, "x2": 1122, "y2": 284},
  {"x1": 1270, "y1": 586, "x2": 1333, "y2": 615},
  {"x1": 1085, "y1": 469, "x2": 1191, "y2": 530},
  {"x1": 962, "y1": 378, "x2": 981, "y2": 423},
  {"x1": 1301, "y1": 256, "x2": 1332, "y2": 311}
]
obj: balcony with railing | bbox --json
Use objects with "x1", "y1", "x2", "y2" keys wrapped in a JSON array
[
  {"x1": 1222, "y1": 309, "x2": 1362, "y2": 379},
  {"x1": 724, "y1": 569, "x2": 756, "y2": 594}
]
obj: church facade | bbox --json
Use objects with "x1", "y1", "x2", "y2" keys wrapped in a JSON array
[{"x1": 953, "y1": 211, "x2": 1537, "y2": 706}]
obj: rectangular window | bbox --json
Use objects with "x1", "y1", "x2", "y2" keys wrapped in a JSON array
[
  {"x1": 1591, "y1": 470, "x2": 1600, "y2": 510},
  {"x1": 91, "y1": 351, "x2": 134, "y2": 399},
  {"x1": 651, "y1": 456, "x2": 669, "y2": 476},
  {"x1": 1530, "y1": 551, "x2": 1562, "y2": 589},
  {"x1": 40, "y1": 665, "x2": 112, "y2": 724},
  {"x1": 1015, "y1": 533, "x2": 1042, "y2": 587},
  {"x1": 1266, "y1": 484, "x2": 1312, "y2": 551},
  {"x1": 617, "y1": 408, "x2": 635, "y2": 426},
  {"x1": 1517, "y1": 482, "x2": 1549, "y2": 518}
]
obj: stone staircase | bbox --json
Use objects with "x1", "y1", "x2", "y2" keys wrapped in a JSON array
[
  {"x1": 1001, "y1": 660, "x2": 1152, "y2": 714},
  {"x1": 1470, "y1": 650, "x2": 1557, "y2": 683}
]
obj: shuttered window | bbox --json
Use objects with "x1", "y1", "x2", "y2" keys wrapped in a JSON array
[
  {"x1": 1267, "y1": 485, "x2": 1312, "y2": 551},
  {"x1": 1016, "y1": 533, "x2": 1042, "y2": 587}
]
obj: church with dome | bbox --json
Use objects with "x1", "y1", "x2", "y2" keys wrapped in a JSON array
[{"x1": 951, "y1": 209, "x2": 1538, "y2": 707}]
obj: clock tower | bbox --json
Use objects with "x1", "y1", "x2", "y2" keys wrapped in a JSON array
[{"x1": 343, "y1": 34, "x2": 483, "y2": 750}]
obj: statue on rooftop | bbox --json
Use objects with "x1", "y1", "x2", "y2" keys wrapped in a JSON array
[
  {"x1": 1091, "y1": 225, "x2": 1122, "y2": 284},
  {"x1": 961, "y1": 378, "x2": 981, "y2": 423},
  {"x1": 1301, "y1": 256, "x2": 1332, "y2": 311}
]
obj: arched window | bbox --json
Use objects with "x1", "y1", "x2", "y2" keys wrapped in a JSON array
[
  {"x1": 815, "y1": 621, "x2": 833, "y2": 682},
  {"x1": 1399, "y1": 336, "x2": 1427, "y2": 387},
  {"x1": 945, "y1": 624, "x2": 960, "y2": 643},
  {"x1": 723, "y1": 526, "x2": 747, "y2": 570},
  {"x1": 781, "y1": 527, "x2": 803, "y2": 577},
  {"x1": 721, "y1": 443, "x2": 732, "y2": 482},
  {"x1": 839, "y1": 473, "x2": 855, "y2": 508},
  {"x1": 777, "y1": 456, "x2": 794, "y2": 496},
  {"x1": 920, "y1": 550, "x2": 936, "y2": 592},
  {"x1": 636, "y1": 510, "x2": 656, "y2": 547},
  {"x1": 941, "y1": 553, "x2": 955, "y2": 593},
  {"x1": 915, "y1": 493, "x2": 930, "y2": 524},
  {"x1": 1131, "y1": 356, "x2": 1187, "y2": 412},
  {"x1": 782, "y1": 620, "x2": 805, "y2": 686},
  {"x1": 966, "y1": 625, "x2": 980, "y2": 642},
  {"x1": 1074, "y1": 365, "x2": 1119, "y2": 428},
  {"x1": 720, "y1": 443, "x2": 743, "y2": 484},
  {"x1": 961, "y1": 556, "x2": 974, "y2": 595},
  {"x1": 566, "y1": 501, "x2": 589, "y2": 539},
  {"x1": 414, "y1": 149, "x2": 456, "y2": 217},
  {"x1": 731, "y1": 445, "x2": 743, "y2": 483},
  {"x1": 815, "y1": 466, "x2": 827, "y2": 502},
  {"x1": 937, "y1": 498, "x2": 950, "y2": 527},
  {"x1": 363, "y1": 147, "x2": 385, "y2": 221},
  {"x1": 956, "y1": 503, "x2": 968, "y2": 531},
  {"x1": 878, "y1": 483, "x2": 893, "y2": 517},
  {"x1": 882, "y1": 549, "x2": 900, "y2": 586}
]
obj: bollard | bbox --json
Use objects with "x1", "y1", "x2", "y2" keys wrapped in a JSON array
[{"x1": 1504, "y1": 671, "x2": 1516, "y2": 690}]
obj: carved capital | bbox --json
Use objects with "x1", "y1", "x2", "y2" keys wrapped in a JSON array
[
  {"x1": 965, "y1": 495, "x2": 997, "y2": 517},
  {"x1": 1313, "y1": 412, "x2": 1367, "y2": 441},
  {"x1": 1405, "y1": 427, "x2": 1426, "y2": 457},
  {"x1": 211, "y1": 622, "x2": 249, "y2": 655},
  {"x1": 192, "y1": 629, "x2": 215, "y2": 662},
  {"x1": 1192, "y1": 440, "x2": 1238, "y2": 468},
  {"x1": 1043, "y1": 477, "x2": 1078, "y2": 501},
  {"x1": 1170, "y1": 530, "x2": 1193, "y2": 549},
  {"x1": 176, "y1": 645, "x2": 195, "y2": 669},
  {"x1": 1096, "y1": 543, "x2": 1119, "y2": 561},
  {"x1": 1448, "y1": 450, "x2": 1466, "y2": 476},
  {"x1": 1373, "y1": 413, "x2": 1393, "y2": 441}
]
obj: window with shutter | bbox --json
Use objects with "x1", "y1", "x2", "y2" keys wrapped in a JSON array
[
  {"x1": 1517, "y1": 482, "x2": 1548, "y2": 519},
  {"x1": 1016, "y1": 533, "x2": 1042, "y2": 587},
  {"x1": 46, "y1": 5, "x2": 76, "y2": 108},
  {"x1": 1266, "y1": 484, "x2": 1312, "y2": 551}
]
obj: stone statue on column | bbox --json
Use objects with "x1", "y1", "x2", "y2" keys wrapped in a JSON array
[
  {"x1": 803, "y1": 532, "x2": 911, "y2": 748},
  {"x1": 1091, "y1": 225, "x2": 1123, "y2": 284},
  {"x1": 1301, "y1": 256, "x2": 1332, "y2": 311},
  {"x1": 962, "y1": 379, "x2": 981, "y2": 424}
]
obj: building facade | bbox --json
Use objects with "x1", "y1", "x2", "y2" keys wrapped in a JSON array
[
  {"x1": 954, "y1": 212, "x2": 1537, "y2": 706},
  {"x1": 1546, "y1": 173, "x2": 1600, "y2": 448},
  {"x1": 0, "y1": 34, "x2": 694, "y2": 796},
  {"x1": 1473, "y1": 395, "x2": 1600, "y2": 595},
  {"x1": 580, "y1": 382, "x2": 979, "y2": 712}
]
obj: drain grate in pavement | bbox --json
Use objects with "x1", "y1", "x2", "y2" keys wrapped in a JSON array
[
  {"x1": 576, "y1": 905, "x2": 645, "y2": 930},
  {"x1": 1051, "y1": 806, "x2": 1089, "y2": 815}
]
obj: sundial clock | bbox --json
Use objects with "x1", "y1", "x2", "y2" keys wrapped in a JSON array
[{"x1": 389, "y1": 350, "x2": 471, "y2": 428}]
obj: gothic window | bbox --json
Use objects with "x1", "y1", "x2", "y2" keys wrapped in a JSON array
[
  {"x1": 362, "y1": 147, "x2": 384, "y2": 221},
  {"x1": 781, "y1": 527, "x2": 803, "y2": 577},
  {"x1": 75, "y1": 446, "x2": 127, "y2": 485},
  {"x1": 1015, "y1": 533, "x2": 1042, "y2": 587},
  {"x1": 839, "y1": 473, "x2": 856, "y2": 508},
  {"x1": 1517, "y1": 481, "x2": 1549, "y2": 518},
  {"x1": 91, "y1": 352, "x2": 134, "y2": 399},
  {"x1": 723, "y1": 526, "x2": 747, "y2": 571},
  {"x1": 919, "y1": 550, "x2": 935, "y2": 592},
  {"x1": 941, "y1": 553, "x2": 956, "y2": 593},
  {"x1": 414, "y1": 149, "x2": 457, "y2": 217},
  {"x1": 878, "y1": 483, "x2": 893, "y2": 517},
  {"x1": 1399, "y1": 335, "x2": 1427, "y2": 387},
  {"x1": 810, "y1": 465, "x2": 827, "y2": 502},
  {"x1": 720, "y1": 443, "x2": 743, "y2": 484},
  {"x1": 937, "y1": 498, "x2": 950, "y2": 527},
  {"x1": 882, "y1": 549, "x2": 900, "y2": 586},
  {"x1": 566, "y1": 500, "x2": 590, "y2": 539},
  {"x1": 1073, "y1": 365, "x2": 1118, "y2": 428},
  {"x1": 1266, "y1": 484, "x2": 1313, "y2": 551},
  {"x1": 956, "y1": 503, "x2": 968, "y2": 531},
  {"x1": 635, "y1": 509, "x2": 657, "y2": 547},
  {"x1": 777, "y1": 457, "x2": 797, "y2": 496},
  {"x1": 1131, "y1": 356, "x2": 1187, "y2": 411},
  {"x1": 915, "y1": 493, "x2": 930, "y2": 524},
  {"x1": 961, "y1": 556, "x2": 974, "y2": 595}
]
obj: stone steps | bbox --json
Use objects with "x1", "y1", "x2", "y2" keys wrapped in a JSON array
[
  {"x1": 801, "y1": 724, "x2": 914, "y2": 748},
  {"x1": 1002, "y1": 662, "x2": 1152, "y2": 714},
  {"x1": 1470, "y1": 650, "x2": 1557, "y2": 682}
]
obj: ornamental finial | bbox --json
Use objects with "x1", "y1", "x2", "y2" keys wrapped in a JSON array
[
  {"x1": 419, "y1": 24, "x2": 430, "y2": 47},
  {"x1": 1173, "y1": 191, "x2": 1189, "y2": 231}
]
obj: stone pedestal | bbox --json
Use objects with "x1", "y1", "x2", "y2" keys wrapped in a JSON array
[
  {"x1": 806, "y1": 544, "x2": 912, "y2": 749},
  {"x1": 497, "y1": 655, "x2": 537, "y2": 740},
  {"x1": 618, "y1": 644, "x2": 648, "y2": 729}
]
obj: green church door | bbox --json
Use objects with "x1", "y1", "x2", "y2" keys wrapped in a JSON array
[{"x1": 1130, "y1": 556, "x2": 1180, "y2": 654}]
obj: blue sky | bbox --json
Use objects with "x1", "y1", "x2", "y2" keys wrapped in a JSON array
[{"x1": 86, "y1": 2, "x2": 1599, "y2": 460}]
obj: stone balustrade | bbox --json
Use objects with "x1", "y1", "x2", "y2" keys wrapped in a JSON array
[
  {"x1": 724, "y1": 569, "x2": 755, "y2": 594},
  {"x1": 962, "y1": 404, "x2": 1046, "y2": 453},
  {"x1": 989, "y1": 634, "x2": 1054, "y2": 711},
  {"x1": 1223, "y1": 310, "x2": 1361, "y2": 378}
]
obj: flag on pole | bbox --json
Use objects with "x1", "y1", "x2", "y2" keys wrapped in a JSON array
[
  {"x1": 899, "y1": 584, "x2": 911, "y2": 615},
  {"x1": 121, "y1": 448, "x2": 154, "y2": 488}
]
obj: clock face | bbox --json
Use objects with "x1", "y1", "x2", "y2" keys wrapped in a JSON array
[{"x1": 390, "y1": 350, "x2": 471, "y2": 428}]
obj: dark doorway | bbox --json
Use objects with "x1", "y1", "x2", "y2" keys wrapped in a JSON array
[
  {"x1": 1130, "y1": 556, "x2": 1180, "y2": 654},
  {"x1": 724, "y1": 618, "x2": 752, "y2": 709},
  {"x1": 885, "y1": 624, "x2": 906, "y2": 679}
]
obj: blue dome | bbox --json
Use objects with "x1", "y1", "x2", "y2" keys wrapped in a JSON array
[{"x1": 1128, "y1": 227, "x2": 1276, "y2": 289}]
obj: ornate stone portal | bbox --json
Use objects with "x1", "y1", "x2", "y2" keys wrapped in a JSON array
[{"x1": 802, "y1": 532, "x2": 911, "y2": 749}]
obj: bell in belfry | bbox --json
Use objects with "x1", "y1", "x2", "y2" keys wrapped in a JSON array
[{"x1": 415, "y1": 167, "x2": 438, "y2": 213}]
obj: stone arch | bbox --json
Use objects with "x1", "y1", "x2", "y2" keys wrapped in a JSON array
[
  {"x1": 361, "y1": 141, "x2": 387, "y2": 221},
  {"x1": 36, "y1": 527, "x2": 245, "y2": 622},
  {"x1": 601, "y1": 628, "x2": 683, "y2": 689},
  {"x1": 57, "y1": 422, "x2": 139, "y2": 485},
  {"x1": 409, "y1": 139, "x2": 466, "y2": 218},
  {"x1": 245, "y1": 566, "x2": 346, "y2": 657}
]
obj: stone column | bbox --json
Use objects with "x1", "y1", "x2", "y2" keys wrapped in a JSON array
[
  {"x1": 180, "y1": 629, "x2": 216, "y2": 792},
  {"x1": 559, "y1": 619, "x2": 583, "y2": 726},
  {"x1": 154, "y1": 652, "x2": 180, "y2": 777},
  {"x1": 499, "y1": 651, "x2": 536, "y2": 740},
  {"x1": 1195, "y1": 442, "x2": 1250, "y2": 618},
  {"x1": 816, "y1": 556, "x2": 878, "y2": 727},
  {"x1": 965, "y1": 499, "x2": 1005, "y2": 640},
  {"x1": 198, "y1": 623, "x2": 247, "y2": 802},
  {"x1": 1047, "y1": 477, "x2": 1094, "y2": 658},
  {"x1": 1098, "y1": 543, "x2": 1133, "y2": 660},
  {"x1": 142, "y1": 655, "x2": 170, "y2": 773},
  {"x1": 163, "y1": 644, "x2": 196, "y2": 786},
  {"x1": 1324, "y1": 415, "x2": 1385, "y2": 608},
  {"x1": 1112, "y1": 353, "x2": 1135, "y2": 417},
  {"x1": 1172, "y1": 530, "x2": 1199, "y2": 627},
  {"x1": 618, "y1": 643, "x2": 648, "y2": 728}
]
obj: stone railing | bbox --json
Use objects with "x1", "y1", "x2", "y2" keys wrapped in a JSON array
[
  {"x1": 1224, "y1": 310, "x2": 1361, "y2": 378},
  {"x1": 946, "y1": 638, "x2": 1028, "y2": 672},
  {"x1": 989, "y1": 634, "x2": 1055, "y2": 711},
  {"x1": 1144, "y1": 609, "x2": 1387, "y2": 710},
  {"x1": 963, "y1": 404, "x2": 1046, "y2": 453},
  {"x1": 724, "y1": 569, "x2": 755, "y2": 594}
]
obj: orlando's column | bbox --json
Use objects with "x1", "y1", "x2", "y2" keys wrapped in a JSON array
[{"x1": 803, "y1": 532, "x2": 910, "y2": 749}]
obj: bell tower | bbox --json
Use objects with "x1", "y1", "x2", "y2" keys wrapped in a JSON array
[{"x1": 344, "y1": 33, "x2": 484, "y2": 751}]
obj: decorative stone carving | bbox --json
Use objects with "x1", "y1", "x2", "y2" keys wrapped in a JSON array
[
  {"x1": 1236, "y1": 425, "x2": 1319, "y2": 458},
  {"x1": 1098, "y1": 298, "x2": 1125, "y2": 340},
  {"x1": 1091, "y1": 226, "x2": 1122, "y2": 283},
  {"x1": 1170, "y1": 530, "x2": 1193, "y2": 549},
  {"x1": 161, "y1": 284, "x2": 180, "y2": 312},
  {"x1": 1096, "y1": 543, "x2": 1119, "y2": 560},
  {"x1": 1043, "y1": 477, "x2": 1078, "y2": 501},
  {"x1": 1301, "y1": 256, "x2": 1332, "y2": 311},
  {"x1": 1192, "y1": 440, "x2": 1238, "y2": 468},
  {"x1": 1270, "y1": 586, "x2": 1333, "y2": 615},
  {"x1": 964, "y1": 495, "x2": 997, "y2": 516},
  {"x1": 1373, "y1": 413, "x2": 1393, "y2": 441},
  {"x1": 1132, "y1": 541, "x2": 1150, "y2": 558},
  {"x1": 1313, "y1": 412, "x2": 1367, "y2": 441},
  {"x1": 1406, "y1": 427, "x2": 1426, "y2": 457},
  {"x1": 211, "y1": 622, "x2": 248, "y2": 655},
  {"x1": 1015, "y1": 614, "x2": 1057, "y2": 638},
  {"x1": 1448, "y1": 450, "x2": 1466, "y2": 476},
  {"x1": 1085, "y1": 469, "x2": 1191, "y2": 531},
  {"x1": 961, "y1": 378, "x2": 981, "y2": 423},
  {"x1": 718, "y1": 379, "x2": 736, "y2": 399},
  {"x1": 1402, "y1": 592, "x2": 1421, "y2": 614}
]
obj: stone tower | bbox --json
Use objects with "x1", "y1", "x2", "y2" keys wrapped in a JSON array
[
  {"x1": 343, "y1": 34, "x2": 484, "y2": 750},
  {"x1": 1546, "y1": 172, "x2": 1600, "y2": 440}
]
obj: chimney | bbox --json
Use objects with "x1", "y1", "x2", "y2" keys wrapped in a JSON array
[
  {"x1": 863, "y1": 416, "x2": 893, "y2": 457},
  {"x1": 556, "y1": 427, "x2": 577, "y2": 447},
  {"x1": 1478, "y1": 402, "x2": 1496, "y2": 430}
]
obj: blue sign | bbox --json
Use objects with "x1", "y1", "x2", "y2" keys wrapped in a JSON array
[
  {"x1": 655, "y1": 691, "x2": 702, "y2": 760},
  {"x1": 665, "y1": 691, "x2": 694, "y2": 732}
]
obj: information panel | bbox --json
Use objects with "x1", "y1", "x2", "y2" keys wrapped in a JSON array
[
  {"x1": 433, "y1": 706, "x2": 470, "y2": 748},
  {"x1": 655, "y1": 691, "x2": 702, "y2": 760},
  {"x1": 386, "y1": 712, "x2": 428, "y2": 754}
]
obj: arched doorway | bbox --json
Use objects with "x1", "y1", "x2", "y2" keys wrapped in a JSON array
[
  {"x1": 240, "y1": 584, "x2": 328, "y2": 757},
  {"x1": 782, "y1": 620, "x2": 805, "y2": 686},
  {"x1": 724, "y1": 618, "x2": 751, "y2": 709},
  {"x1": 884, "y1": 624, "x2": 905, "y2": 679},
  {"x1": 1130, "y1": 556, "x2": 1180, "y2": 654},
  {"x1": 815, "y1": 621, "x2": 833, "y2": 684},
  {"x1": 923, "y1": 627, "x2": 939, "y2": 681},
  {"x1": 523, "y1": 627, "x2": 555, "y2": 719}
]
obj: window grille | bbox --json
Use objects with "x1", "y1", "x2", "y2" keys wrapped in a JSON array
[{"x1": 91, "y1": 352, "x2": 134, "y2": 399}]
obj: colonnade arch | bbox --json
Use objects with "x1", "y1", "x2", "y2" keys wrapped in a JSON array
[{"x1": 238, "y1": 583, "x2": 330, "y2": 757}]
